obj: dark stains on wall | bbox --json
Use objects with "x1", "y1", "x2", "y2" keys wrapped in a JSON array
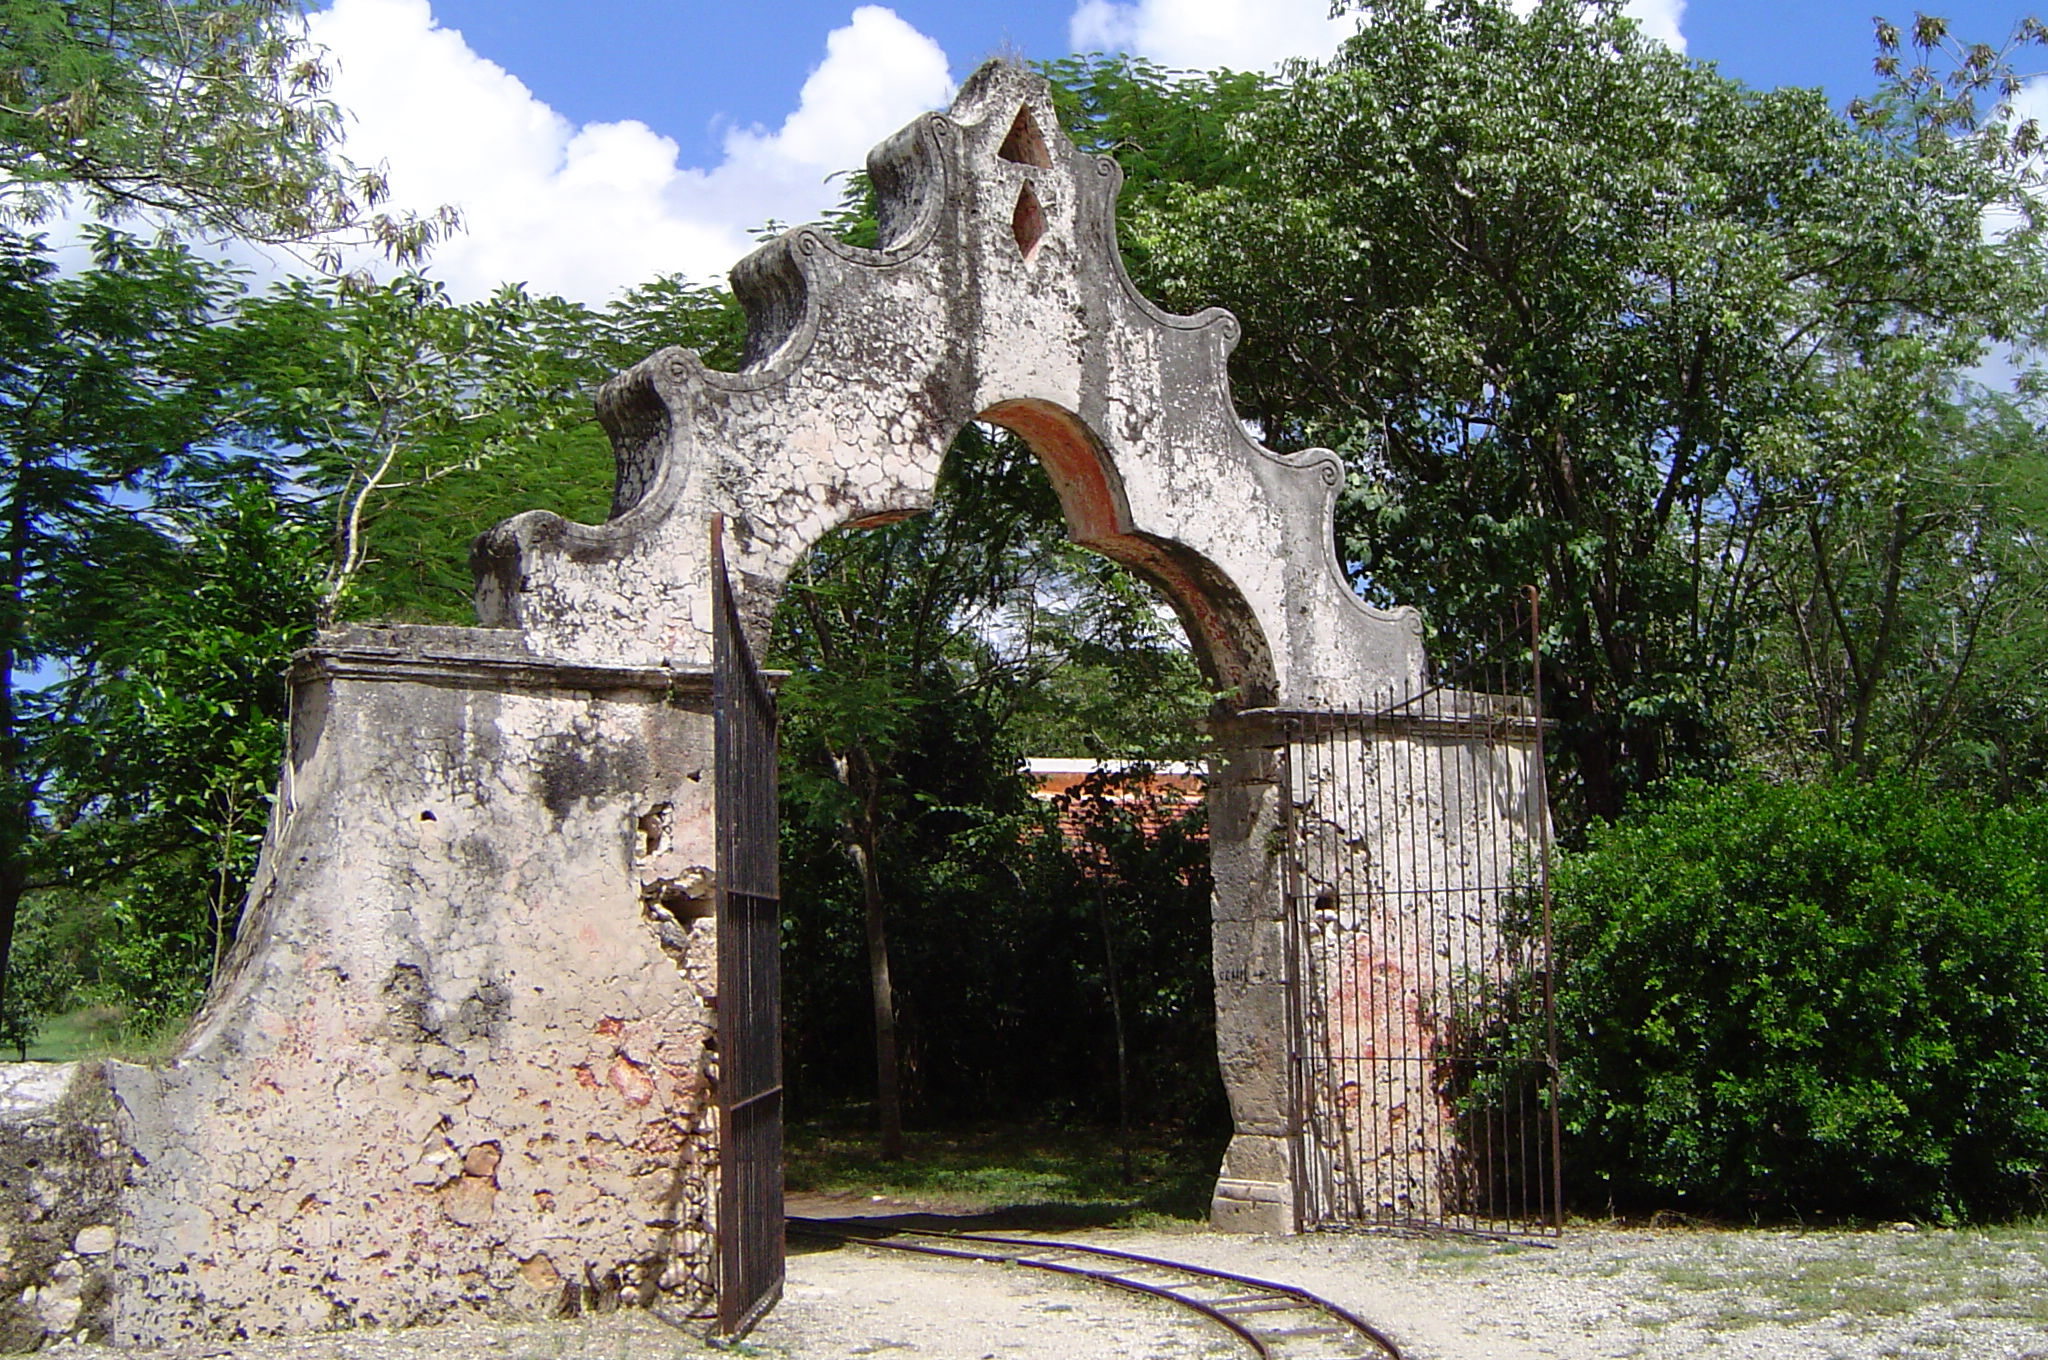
[{"x1": 535, "y1": 731, "x2": 646, "y2": 825}]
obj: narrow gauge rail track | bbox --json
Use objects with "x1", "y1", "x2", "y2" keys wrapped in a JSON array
[{"x1": 787, "y1": 1217, "x2": 1406, "y2": 1360}]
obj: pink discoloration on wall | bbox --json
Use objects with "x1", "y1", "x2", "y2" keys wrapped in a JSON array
[
  {"x1": 607, "y1": 1056, "x2": 656, "y2": 1107},
  {"x1": 108, "y1": 638, "x2": 723, "y2": 1343}
]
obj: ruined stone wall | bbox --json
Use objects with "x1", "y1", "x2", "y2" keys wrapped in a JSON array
[
  {"x1": 0, "y1": 57, "x2": 1528, "y2": 1343},
  {"x1": 0, "y1": 1064, "x2": 123, "y2": 1348},
  {"x1": 461, "y1": 57, "x2": 1433, "y2": 1248},
  {"x1": 106, "y1": 627, "x2": 726, "y2": 1345}
]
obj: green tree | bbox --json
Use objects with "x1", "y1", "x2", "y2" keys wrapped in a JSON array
[
  {"x1": 232, "y1": 275, "x2": 598, "y2": 623},
  {"x1": 319, "y1": 272, "x2": 746, "y2": 624},
  {"x1": 1734, "y1": 382, "x2": 2048, "y2": 783},
  {"x1": 1551, "y1": 777, "x2": 2048, "y2": 1221},
  {"x1": 1037, "y1": 766, "x2": 1220, "y2": 1166},
  {"x1": 1043, "y1": 54, "x2": 1273, "y2": 207},
  {"x1": 0, "y1": 890, "x2": 77, "y2": 1057},
  {"x1": 775, "y1": 424, "x2": 1209, "y2": 1151},
  {"x1": 0, "y1": 0, "x2": 456, "y2": 1020},
  {"x1": 39, "y1": 485, "x2": 320, "y2": 1023},
  {"x1": 0, "y1": 227, "x2": 266, "y2": 1020},
  {"x1": 1098, "y1": 0, "x2": 2048, "y2": 818},
  {"x1": 0, "y1": 0, "x2": 454, "y2": 262}
]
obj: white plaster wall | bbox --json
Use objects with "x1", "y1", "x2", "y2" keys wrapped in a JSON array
[{"x1": 109, "y1": 632, "x2": 723, "y2": 1344}]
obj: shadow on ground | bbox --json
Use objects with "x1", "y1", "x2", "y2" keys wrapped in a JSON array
[{"x1": 783, "y1": 1200, "x2": 1198, "y2": 1256}]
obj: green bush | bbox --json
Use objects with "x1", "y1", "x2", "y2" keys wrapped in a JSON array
[
  {"x1": 1553, "y1": 777, "x2": 2048, "y2": 1222},
  {"x1": 0, "y1": 894, "x2": 80, "y2": 1059}
]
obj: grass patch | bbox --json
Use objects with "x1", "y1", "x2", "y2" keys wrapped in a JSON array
[
  {"x1": 21, "y1": 1004, "x2": 189, "y2": 1064},
  {"x1": 784, "y1": 1118, "x2": 1226, "y2": 1226},
  {"x1": 1635, "y1": 1227, "x2": 2048, "y2": 1330}
]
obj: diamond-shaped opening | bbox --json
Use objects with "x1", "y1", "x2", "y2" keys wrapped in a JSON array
[
  {"x1": 997, "y1": 106, "x2": 1053, "y2": 169},
  {"x1": 1011, "y1": 183, "x2": 1046, "y2": 261}
]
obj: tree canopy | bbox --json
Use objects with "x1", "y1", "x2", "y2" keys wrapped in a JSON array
[
  {"x1": 1086, "y1": 0, "x2": 2048, "y2": 817},
  {"x1": 0, "y1": 0, "x2": 454, "y2": 261}
]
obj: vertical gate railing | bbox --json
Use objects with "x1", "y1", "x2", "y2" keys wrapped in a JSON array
[
  {"x1": 713, "y1": 519, "x2": 786, "y2": 1336},
  {"x1": 1283, "y1": 588, "x2": 1560, "y2": 1237}
]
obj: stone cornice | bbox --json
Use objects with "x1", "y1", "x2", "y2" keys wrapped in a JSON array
[{"x1": 288, "y1": 624, "x2": 779, "y2": 697}]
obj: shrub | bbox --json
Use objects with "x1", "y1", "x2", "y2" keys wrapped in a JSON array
[{"x1": 1552, "y1": 777, "x2": 2048, "y2": 1222}]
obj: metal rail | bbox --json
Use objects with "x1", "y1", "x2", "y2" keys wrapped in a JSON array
[{"x1": 787, "y1": 1218, "x2": 1406, "y2": 1360}]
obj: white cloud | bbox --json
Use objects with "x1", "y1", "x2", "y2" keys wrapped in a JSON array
[
  {"x1": 1068, "y1": 0, "x2": 1685, "y2": 71},
  {"x1": 1973, "y1": 75, "x2": 2048, "y2": 393},
  {"x1": 1524, "y1": 0, "x2": 1689, "y2": 53},
  {"x1": 1618, "y1": 0, "x2": 1686, "y2": 53},
  {"x1": 1070, "y1": 0, "x2": 1358, "y2": 72},
  {"x1": 304, "y1": 0, "x2": 954, "y2": 303},
  {"x1": 2012, "y1": 73, "x2": 2048, "y2": 130}
]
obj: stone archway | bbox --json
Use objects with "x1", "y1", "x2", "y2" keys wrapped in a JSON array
[
  {"x1": 73, "y1": 62, "x2": 1542, "y2": 1347},
  {"x1": 468, "y1": 57, "x2": 1429, "y2": 1236},
  {"x1": 470, "y1": 63, "x2": 1422, "y2": 708}
]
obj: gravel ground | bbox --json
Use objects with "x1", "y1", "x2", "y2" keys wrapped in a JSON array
[{"x1": 43, "y1": 1218, "x2": 2048, "y2": 1359}]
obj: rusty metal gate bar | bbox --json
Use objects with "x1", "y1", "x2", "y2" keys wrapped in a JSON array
[
  {"x1": 1285, "y1": 589, "x2": 1560, "y2": 1237},
  {"x1": 713, "y1": 518, "x2": 785, "y2": 1336}
]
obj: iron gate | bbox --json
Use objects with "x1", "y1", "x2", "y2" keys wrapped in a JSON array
[
  {"x1": 713, "y1": 519, "x2": 785, "y2": 1336},
  {"x1": 1282, "y1": 590, "x2": 1560, "y2": 1236}
]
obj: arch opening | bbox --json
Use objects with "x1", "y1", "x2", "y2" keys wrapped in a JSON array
[
  {"x1": 980, "y1": 398, "x2": 1279, "y2": 712},
  {"x1": 766, "y1": 418, "x2": 1230, "y2": 1212},
  {"x1": 768, "y1": 402, "x2": 1282, "y2": 714}
]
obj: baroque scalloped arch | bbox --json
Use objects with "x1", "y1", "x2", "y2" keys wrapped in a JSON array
[
  {"x1": 471, "y1": 60, "x2": 1424, "y2": 709},
  {"x1": 759, "y1": 397, "x2": 1282, "y2": 707}
]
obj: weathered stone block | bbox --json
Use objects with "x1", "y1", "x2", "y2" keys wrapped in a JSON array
[{"x1": 107, "y1": 629, "x2": 724, "y2": 1346}]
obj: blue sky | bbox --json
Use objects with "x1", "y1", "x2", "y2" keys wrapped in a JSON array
[
  {"x1": 297, "y1": 0, "x2": 2046, "y2": 302},
  {"x1": 417, "y1": 1, "x2": 2037, "y2": 155}
]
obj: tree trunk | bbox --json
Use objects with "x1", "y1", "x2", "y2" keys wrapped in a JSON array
[
  {"x1": 844, "y1": 747, "x2": 904, "y2": 1161},
  {"x1": 0, "y1": 492, "x2": 28, "y2": 1016},
  {"x1": 1095, "y1": 879, "x2": 1134, "y2": 1185},
  {"x1": 851, "y1": 827, "x2": 904, "y2": 1161}
]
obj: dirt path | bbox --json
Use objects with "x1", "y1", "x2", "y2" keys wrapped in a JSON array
[
  {"x1": 51, "y1": 1213, "x2": 2048, "y2": 1359},
  {"x1": 747, "y1": 1215, "x2": 2048, "y2": 1360}
]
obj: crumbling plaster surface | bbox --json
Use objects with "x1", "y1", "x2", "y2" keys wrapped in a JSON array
[
  {"x1": 472, "y1": 62, "x2": 1423, "y2": 709},
  {"x1": 107, "y1": 627, "x2": 725, "y2": 1345}
]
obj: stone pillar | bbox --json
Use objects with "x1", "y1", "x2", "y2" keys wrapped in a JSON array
[
  {"x1": 1205, "y1": 743, "x2": 1299, "y2": 1234},
  {"x1": 107, "y1": 626, "x2": 724, "y2": 1344},
  {"x1": 0, "y1": 1063, "x2": 123, "y2": 1348}
]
